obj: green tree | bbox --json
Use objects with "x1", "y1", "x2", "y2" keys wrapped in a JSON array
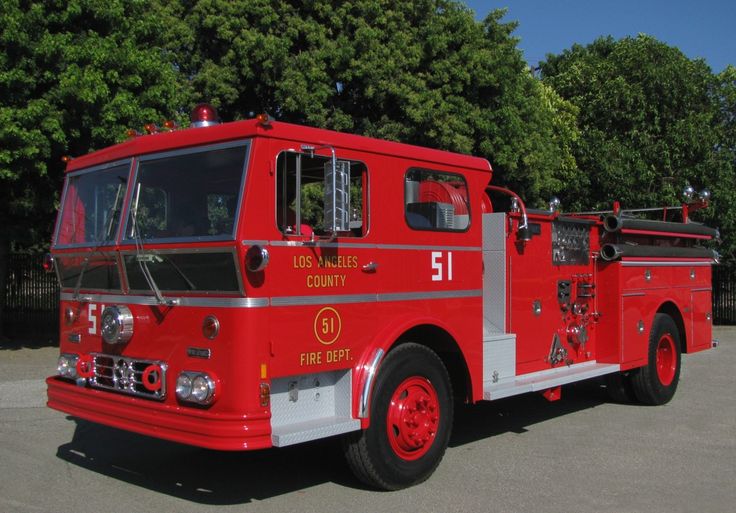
[
  {"x1": 540, "y1": 35, "x2": 736, "y2": 260},
  {"x1": 0, "y1": 0, "x2": 186, "y2": 337},
  {"x1": 164, "y1": 0, "x2": 580, "y2": 206}
]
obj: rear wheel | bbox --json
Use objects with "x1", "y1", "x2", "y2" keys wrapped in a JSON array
[
  {"x1": 343, "y1": 343, "x2": 453, "y2": 490},
  {"x1": 631, "y1": 313, "x2": 682, "y2": 405}
]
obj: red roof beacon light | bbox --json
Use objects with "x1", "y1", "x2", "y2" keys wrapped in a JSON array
[
  {"x1": 255, "y1": 112, "x2": 273, "y2": 127},
  {"x1": 190, "y1": 103, "x2": 220, "y2": 128}
]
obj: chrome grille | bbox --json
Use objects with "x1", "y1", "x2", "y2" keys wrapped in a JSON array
[{"x1": 90, "y1": 353, "x2": 167, "y2": 400}]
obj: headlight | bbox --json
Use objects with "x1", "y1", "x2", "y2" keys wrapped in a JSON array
[
  {"x1": 100, "y1": 305, "x2": 134, "y2": 344},
  {"x1": 175, "y1": 372, "x2": 216, "y2": 405},
  {"x1": 191, "y1": 375, "x2": 215, "y2": 403},
  {"x1": 57, "y1": 353, "x2": 79, "y2": 379},
  {"x1": 175, "y1": 374, "x2": 192, "y2": 398}
]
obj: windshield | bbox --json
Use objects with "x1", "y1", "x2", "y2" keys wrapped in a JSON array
[
  {"x1": 55, "y1": 162, "x2": 131, "y2": 247},
  {"x1": 125, "y1": 142, "x2": 248, "y2": 242},
  {"x1": 55, "y1": 252, "x2": 122, "y2": 291},
  {"x1": 123, "y1": 251, "x2": 241, "y2": 293}
]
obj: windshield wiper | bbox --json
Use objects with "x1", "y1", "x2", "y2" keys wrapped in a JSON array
[
  {"x1": 130, "y1": 183, "x2": 179, "y2": 306},
  {"x1": 136, "y1": 253, "x2": 197, "y2": 291},
  {"x1": 72, "y1": 178, "x2": 127, "y2": 301}
]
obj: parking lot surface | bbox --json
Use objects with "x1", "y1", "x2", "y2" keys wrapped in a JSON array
[{"x1": 1, "y1": 328, "x2": 734, "y2": 513}]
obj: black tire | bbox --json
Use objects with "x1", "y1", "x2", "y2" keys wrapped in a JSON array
[
  {"x1": 604, "y1": 371, "x2": 638, "y2": 403},
  {"x1": 630, "y1": 313, "x2": 682, "y2": 405},
  {"x1": 342, "y1": 343, "x2": 453, "y2": 490}
]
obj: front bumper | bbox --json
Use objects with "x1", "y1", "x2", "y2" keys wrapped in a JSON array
[{"x1": 47, "y1": 377, "x2": 272, "y2": 451}]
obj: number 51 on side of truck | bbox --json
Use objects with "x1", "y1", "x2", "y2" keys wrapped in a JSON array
[{"x1": 45, "y1": 105, "x2": 719, "y2": 490}]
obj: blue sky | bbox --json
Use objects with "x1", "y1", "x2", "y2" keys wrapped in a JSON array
[{"x1": 464, "y1": 1, "x2": 734, "y2": 72}]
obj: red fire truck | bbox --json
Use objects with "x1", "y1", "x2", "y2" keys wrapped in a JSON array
[{"x1": 46, "y1": 105, "x2": 718, "y2": 490}]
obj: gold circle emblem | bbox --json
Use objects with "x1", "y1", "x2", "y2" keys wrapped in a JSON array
[{"x1": 313, "y1": 307, "x2": 342, "y2": 345}]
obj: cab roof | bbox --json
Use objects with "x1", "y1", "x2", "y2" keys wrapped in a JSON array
[{"x1": 66, "y1": 118, "x2": 493, "y2": 175}]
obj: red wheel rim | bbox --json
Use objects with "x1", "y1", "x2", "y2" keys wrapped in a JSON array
[
  {"x1": 386, "y1": 376, "x2": 440, "y2": 461},
  {"x1": 655, "y1": 334, "x2": 677, "y2": 386}
]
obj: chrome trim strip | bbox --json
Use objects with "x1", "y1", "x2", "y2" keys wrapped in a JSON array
[
  {"x1": 359, "y1": 348, "x2": 385, "y2": 418},
  {"x1": 270, "y1": 293, "x2": 375, "y2": 306},
  {"x1": 136, "y1": 139, "x2": 251, "y2": 162},
  {"x1": 61, "y1": 289, "x2": 481, "y2": 308},
  {"x1": 378, "y1": 289, "x2": 482, "y2": 302},
  {"x1": 66, "y1": 158, "x2": 134, "y2": 177},
  {"x1": 247, "y1": 240, "x2": 481, "y2": 252},
  {"x1": 621, "y1": 260, "x2": 713, "y2": 267},
  {"x1": 691, "y1": 288, "x2": 712, "y2": 292},
  {"x1": 270, "y1": 289, "x2": 482, "y2": 307},
  {"x1": 622, "y1": 292, "x2": 646, "y2": 297},
  {"x1": 374, "y1": 243, "x2": 480, "y2": 252},
  {"x1": 60, "y1": 292, "x2": 269, "y2": 308}
]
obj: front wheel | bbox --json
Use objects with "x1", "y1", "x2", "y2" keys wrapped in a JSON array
[
  {"x1": 631, "y1": 313, "x2": 682, "y2": 405},
  {"x1": 342, "y1": 343, "x2": 453, "y2": 490}
]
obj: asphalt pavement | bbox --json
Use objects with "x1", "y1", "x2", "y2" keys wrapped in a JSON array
[{"x1": 1, "y1": 328, "x2": 734, "y2": 513}]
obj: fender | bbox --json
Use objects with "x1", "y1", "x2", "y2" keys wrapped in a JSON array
[
  {"x1": 351, "y1": 313, "x2": 473, "y2": 428},
  {"x1": 622, "y1": 291, "x2": 689, "y2": 371}
]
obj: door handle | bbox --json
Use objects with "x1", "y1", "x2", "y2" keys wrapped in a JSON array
[{"x1": 362, "y1": 262, "x2": 378, "y2": 273}]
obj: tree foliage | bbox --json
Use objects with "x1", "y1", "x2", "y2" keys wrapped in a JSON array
[
  {"x1": 3, "y1": 2, "x2": 734, "y2": 262},
  {"x1": 540, "y1": 35, "x2": 736, "y2": 260},
  {"x1": 0, "y1": 0, "x2": 186, "y2": 250},
  {"x1": 163, "y1": 0, "x2": 580, "y2": 205}
]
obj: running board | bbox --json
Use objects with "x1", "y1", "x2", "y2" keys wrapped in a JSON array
[
  {"x1": 483, "y1": 361, "x2": 620, "y2": 401},
  {"x1": 271, "y1": 416, "x2": 360, "y2": 447}
]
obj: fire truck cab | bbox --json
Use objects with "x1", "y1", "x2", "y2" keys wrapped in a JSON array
[{"x1": 47, "y1": 107, "x2": 717, "y2": 490}]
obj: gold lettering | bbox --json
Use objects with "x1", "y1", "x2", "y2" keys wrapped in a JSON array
[
  {"x1": 293, "y1": 255, "x2": 313, "y2": 269},
  {"x1": 306, "y1": 274, "x2": 347, "y2": 288},
  {"x1": 300, "y1": 349, "x2": 351, "y2": 366},
  {"x1": 326, "y1": 348, "x2": 351, "y2": 363},
  {"x1": 300, "y1": 351, "x2": 322, "y2": 366},
  {"x1": 316, "y1": 255, "x2": 359, "y2": 269}
]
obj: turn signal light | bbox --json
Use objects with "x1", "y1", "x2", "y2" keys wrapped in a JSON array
[
  {"x1": 259, "y1": 383, "x2": 270, "y2": 407},
  {"x1": 202, "y1": 315, "x2": 220, "y2": 339},
  {"x1": 42, "y1": 253, "x2": 54, "y2": 273},
  {"x1": 245, "y1": 245, "x2": 270, "y2": 272},
  {"x1": 64, "y1": 306, "x2": 78, "y2": 325}
]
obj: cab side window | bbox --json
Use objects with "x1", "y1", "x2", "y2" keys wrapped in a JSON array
[
  {"x1": 276, "y1": 151, "x2": 367, "y2": 237},
  {"x1": 405, "y1": 168, "x2": 470, "y2": 231}
]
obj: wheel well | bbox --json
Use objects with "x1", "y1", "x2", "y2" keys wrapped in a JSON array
[
  {"x1": 393, "y1": 324, "x2": 471, "y2": 403},
  {"x1": 658, "y1": 301, "x2": 688, "y2": 353}
]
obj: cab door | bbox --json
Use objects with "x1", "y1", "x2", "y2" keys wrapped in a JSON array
[{"x1": 265, "y1": 144, "x2": 377, "y2": 378}]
